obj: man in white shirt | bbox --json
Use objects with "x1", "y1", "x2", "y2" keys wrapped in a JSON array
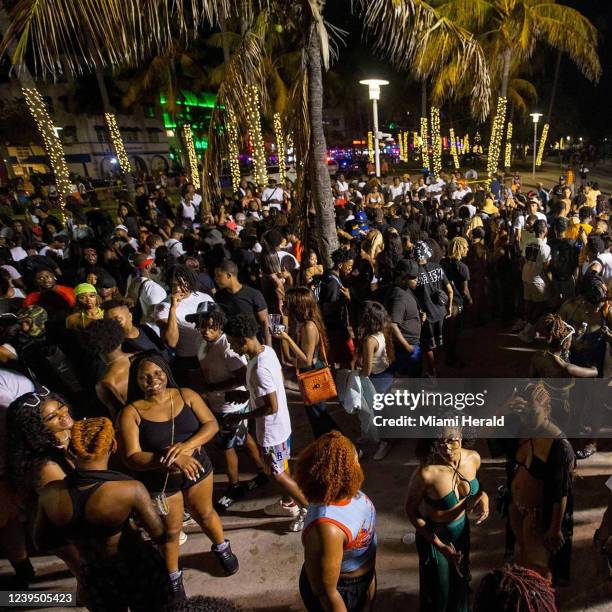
[
  {"x1": 125, "y1": 254, "x2": 167, "y2": 325},
  {"x1": 335, "y1": 174, "x2": 349, "y2": 198},
  {"x1": 387, "y1": 176, "x2": 404, "y2": 203},
  {"x1": 452, "y1": 185, "x2": 472, "y2": 201},
  {"x1": 190, "y1": 305, "x2": 266, "y2": 510},
  {"x1": 519, "y1": 219, "x2": 551, "y2": 343},
  {"x1": 261, "y1": 178, "x2": 285, "y2": 211},
  {"x1": 156, "y1": 265, "x2": 214, "y2": 385},
  {"x1": 224, "y1": 313, "x2": 308, "y2": 532},
  {"x1": 165, "y1": 228, "x2": 186, "y2": 259}
]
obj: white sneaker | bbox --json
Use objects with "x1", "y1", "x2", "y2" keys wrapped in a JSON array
[
  {"x1": 373, "y1": 441, "x2": 390, "y2": 461},
  {"x1": 512, "y1": 318, "x2": 526, "y2": 332},
  {"x1": 179, "y1": 530, "x2": 188, "y2": 545},
  {"x1": 401, "y1": 532, "x2": 416, "y2": 545},
  {"x1": 264, "y1": 499, "x2": 300, "y2": 517},
  {"x1": 289, "y1": 508, "x2": 308, "y2": 532}
]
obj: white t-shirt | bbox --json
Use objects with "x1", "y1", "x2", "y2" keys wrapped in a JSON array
[
  {"x1": 9, "y1": 247, "x2": 27, "y2": 262},
  {"x1": 165, "y1": 238, "x2": 185, "y2": 258},
  {"x1": 522, "y1": 238, "x2": 551, "y2": 285},
  {"x1": 126, "y1": 277, "x2": 167, "y2": 323},
  {"x1": 156, "y1": 292, "x2": 214, "y2": 357},
  {"x1": 336, "y1": 180, "x2": 349, "y2": 194},
  {"x1": 388, "y1": 184, "x2": 403, "y2": 200},
  {"x1": 592, "y1": 252, "x2": 612, "y2": 286},
  {"x1": 460, "y1": 203, "x2": 477, "y2": 218},
  {"x1": 0, "y1": 369, "x2": 35, "y2": 476},
  {"x1": 514, "y1": 212, "x2": 547, "y2": 230},
  {"x1": 246, "y1": 345, "x2": 291, "y2": 447},
  {"x1": 277, "y1": 250, "x2": 300, "y2": 271},
  {"x1": 1, "y1": 265, "x2": 21, "y2": 281},
  {"x1": 452, "y1": 187, "x2": 472, "y2": 201},
  {"x1": 180, "y1": 201, "x2": 197, "y2": 221},
  {"x1": 262, "y1": 186, "x2": 284, "y2": 209},
  {"x1": 198, "y1": 334, "x2": 248, "y2": 414}
]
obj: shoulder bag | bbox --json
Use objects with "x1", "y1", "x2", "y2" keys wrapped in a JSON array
[{"x1": 296, "y1": 333, "x2": 337, "y2": 405}]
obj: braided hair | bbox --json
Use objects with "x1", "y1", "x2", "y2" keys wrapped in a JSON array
[
  {"x1": 541, "y1": 314, "x2": 571, "y2": 352},
  {"x1": 165, "y1": 264, "x2": 199, "y2": 294},
  {"x1": 70, "y1": 417, "x2": 115, "y2": 460},
  {"x1": 474, "y1": 564, "x2": 557, "y2": 612}
]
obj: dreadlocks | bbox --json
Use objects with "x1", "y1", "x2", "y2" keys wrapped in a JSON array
[
  {"x1": 474, "y1": 564, "x2": 557, "y2": 612},
  {"x1": 70, "y1": 417, "x2": 115, "y2": 460},
  {"x1": 166, "y1": 264, "x2": 199, "y2": 294},
  {"x1": 448, "y1": 236, "x2": 469, "y2": 260}
]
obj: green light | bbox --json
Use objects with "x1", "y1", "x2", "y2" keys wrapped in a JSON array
[{"x1": 160, "y1": 90, "x2": 217, "y2": 109}]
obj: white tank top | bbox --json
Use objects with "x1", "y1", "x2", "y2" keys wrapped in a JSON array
[
  {"x1": 595, "y1": 252, "x2": 612, "y2": 286},
  {"x1": 370, "y1": 332, "x2": 390, "y2": 375}
]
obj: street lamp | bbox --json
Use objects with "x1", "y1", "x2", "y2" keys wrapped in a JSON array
[
  {"x1": 360, "y1": 78, "x2": 389, "y2": 177},
  {"x1": 530, "y1": 112, "x2": 542, "y2": 181}
]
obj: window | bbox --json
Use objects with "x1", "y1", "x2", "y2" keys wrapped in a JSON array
[
  {"x1": 144, "y1": 104, "x2": 156, "y2": 118},
  {"x1": 61, "y1": 126, "x2": 78, "y2": 144},
  {"x1": 95, "y1": 127, "x2": 108, "y2": 143}
]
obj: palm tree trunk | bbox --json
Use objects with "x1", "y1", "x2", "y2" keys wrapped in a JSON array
[
  {"x1": 95, "y1": 70, "x2": 136, "y2": 202},
  {"x1": 0, "y1": 2, "x2": 71, "y2": 211},
  {"x1": 547, "y1": 50, "x2": 562, "y2": 124},
  {"x1": 306, "y1": 22, "x2": 338, "y2": 269},
  {"x1": 221, "y1": 16, "x2": 231, "y2": 65},
  {"x1": 500, "y1": 48, "x2": 512, "y2": 98},
  {"x1": 421, "y1": 81, "x2": 427, "y2": 117}
]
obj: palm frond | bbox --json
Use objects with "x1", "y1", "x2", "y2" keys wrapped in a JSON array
[
  {"x1": 359, "y1": 0, "x2": 491, "y2": 120},
  {"x1": 0, "y1": 0, "x2": 251, "y2": 78}
]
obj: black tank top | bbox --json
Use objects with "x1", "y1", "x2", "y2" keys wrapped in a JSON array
[{"x1": 137, "y1": 398, "x2": 201, "y2": 453}]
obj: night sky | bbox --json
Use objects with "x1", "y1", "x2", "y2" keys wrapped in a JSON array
[{"x1": 325, "y1": 0, "x2": 612, "y2": 142}]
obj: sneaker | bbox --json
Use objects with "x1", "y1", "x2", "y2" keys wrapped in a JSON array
[
  {"x1": 182, "y1": 512, "x2": 197, "y2": 528},
  {"x1": 179, "y1": 531, "x2": 188, "y2": 546},
  {"x1": 576, "y1": 443, "x2": 597, "y2": 460},
  {"x1": 401, "y1": 532, "x2": 416, "y2": 546},
  {"x1": 373, "y1": 441, "x2": 390, "y2": 461},
  {"x1": 169, "y1": 571, "x2": 187, "y2": 604},
  {"x1": 247, "y1": 471, "x2": 269, "y2": 490},
  {"x1": 264, "y1": 499, "x2": 300, "y2": 517},
  {"x1": 512, "y1": 318, "x2": 526, "y2": 332},
  {"x1": 289, "y1": 508, "x2": 308, "y2": 532},
  {"x1": 212, "y1": 540, "x2": 239, "y2": 576},
  {"x1": 215, "y1": 483, "x2": 246, "y2": 512}
]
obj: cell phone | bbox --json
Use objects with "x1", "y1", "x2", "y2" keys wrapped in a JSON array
[{"x1": 272, "y1": 324, "x2": 286, "y2": 334}]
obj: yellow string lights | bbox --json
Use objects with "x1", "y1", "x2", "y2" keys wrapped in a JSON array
[
  {"x1": 104, "y1": 112, "x2": 132, "y2": 174},
  {"x1": 22, "y1": 87, "x2": 71, "y2": 220},
  {"x1": 486, "y1": 96, "x2": 508, "y2": 179},
  {"x1": 182, "y1": 124, "x2": 200, "y2": 189},
  {"x1": 463, "y1": 134, "x2": 470, "y2": 154},
  {"x1": 536, "y1": 123, "x2": 549, "y2": 167},
  {"x1": 449, "y1": 128, "x2": 460, "y2": 169},
  {"x1": 226, "y1": 109, "x2": 241, "y2": 194},
  {"x1": 398, "y1": 132, "x2": 404, "y2": 162},
  {"x1": 404, "y1": 132, "x2": 409, "y2": 162},
  {"x1": 245, "y1": 85, "x2": 268, "y2": 186},
  {"x1": 430, "y1": 107, "x2": 442, "y2": 177},
  {"x1": 273, "y1": 112, "x2": 286, "y2": 184},
  {"x1": 420, "y1": 117, "x2": 429, "y2": 170},
  {"x1": 504, "y1": 121, "x2": 513, "y2": 169},
  {"x1": 367, "y1": 131, "x2": 374, "y2": 162}
]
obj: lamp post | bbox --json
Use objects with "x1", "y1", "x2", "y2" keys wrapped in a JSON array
[
  {"x1": 360, "y1": 78, "x2": 389, "y2": 177},
  {"x1": 530, "y1": 112, "x2": 542, "y2": 181}
]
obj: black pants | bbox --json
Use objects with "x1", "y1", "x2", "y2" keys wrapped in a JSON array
[{"x1": 299, "y1": 565, "x2": 375, "y2": 612}]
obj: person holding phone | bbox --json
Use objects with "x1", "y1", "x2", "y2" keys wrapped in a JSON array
[{"x1": 405, "y1": 428, "x2": 489, "y2": 612}]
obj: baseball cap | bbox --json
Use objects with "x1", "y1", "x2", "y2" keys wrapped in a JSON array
[
  {"x1": 395, "y1": 258, "x2": 419, "y2": 279},
  {"x1": 130, "y1": 253, "x2": 154, "y2": 269},
  {"x1": 114, "y1": 224, "x2": 128, "y2": 233},
  {"x1": 185, "y1": 301, "x2": 221, "y2": 324},
  {"x1": 203, "y1": 228, "x2": 224, "y2": 247}
]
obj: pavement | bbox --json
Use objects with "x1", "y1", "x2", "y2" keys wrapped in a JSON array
[{"x1": 1, "y1": 320, "x2": 611, "y2": 611}]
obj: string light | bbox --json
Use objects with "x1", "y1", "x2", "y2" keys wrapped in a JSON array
[
  {"x1": 463, "y1": 134, "x2": 470, "y2": 154},
  {"x1": 449, "y1": 127, "x2": 460, "y2": 169},
  {"x1": 226, "y1": 109, "x2": 241, "y2": 194},
  {"x1": 536, "y1": 123, "x2": 549, "y2": 167},
  {"x1": 398, "y1": 132, "x2": 404, "y2": 162},
  {"x1": 367, "y1": 131, "x2": 374, "y2": 162},
  {"x1": 182, "y1": 124, "x2": 200, "y2": 189},
  {"x1": 245, "y1": 85, "x2": 268, "y2": 186},
  {"x1": 404, "y1": 132, "x2": 409, "y2": 161},
  {"x1": 104, "y1": 113, "x2": 132, "y2": 174},
  {"x1": 504, "y1": 121, "x2": 513, "y2": 169},
  {"x1": 486, "y1": 96, "x2": 507, "y2": 179},
  {"x1": 420, "y1": 116, "x2": 429, "y2": 170},
  {"x1": 473, "y1": 132, "x2": 483, "y2": 154},
  {"x1": 273, "y1": 112, "x2": 286, "y2": 184},
  {"x1": 430, "y1": 107, "x2": 442, "y2": 177},
  {"x1": 22, "y1": 87, "x2": 70, "y2": 221}
]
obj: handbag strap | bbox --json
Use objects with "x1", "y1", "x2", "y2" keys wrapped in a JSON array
[{"x1": 294, "y1": 322, "x2": 329, "y2": 376}]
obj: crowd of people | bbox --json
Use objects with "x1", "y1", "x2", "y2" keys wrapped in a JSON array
[{"x1": 0, "y1": 165, "x2": 610, "y2": 612}]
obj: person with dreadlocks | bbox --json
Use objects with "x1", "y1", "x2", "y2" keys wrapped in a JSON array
[
  {"x1": 440, "y1": 236, "x2": 472, "y2": 368},
  {"x1": 34, "y1": 417, "x2": 173, "y2": 611},
  {"x1": 294, "y1": 431, "x2": 377, "y2": 612},
  {"x1": 119, "y1": 352, "x2": 238, "y2": 601},
  {"x1": 473, "y1": 564, "x2": 558, "y2": 612},
  {"x1": 405, "y1": 426, "x2": 489, "y2": 612},
  {"x1": 156, "y1": 264, "x2": 214, "y2": 387},
  {"x1": 504, "y1": 383, "x2": 576, "y2": 585}
]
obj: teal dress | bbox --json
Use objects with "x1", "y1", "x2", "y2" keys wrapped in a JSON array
[{"x1": 415, "y1": 477, "x2": 479, "y2": 612}]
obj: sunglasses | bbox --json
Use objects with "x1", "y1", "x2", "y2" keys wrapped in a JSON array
[{"x1": 22, "y1": 386, "x2": 50, "y2": 409}]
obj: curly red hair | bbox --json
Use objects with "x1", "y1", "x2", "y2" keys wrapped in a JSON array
[
  {"x1": 294, "y1": 431, "x2": 364, "y2": 504},
  {"x1": 70, "y1": 417, "x2": 115, "y2": 459}
]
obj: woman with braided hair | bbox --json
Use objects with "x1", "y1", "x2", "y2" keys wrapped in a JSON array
[
  {"x1": 474, "y1": 564, "x2": 557, "y2": 612},
  {"x1": 34, "y1": 417, "x2": 173, "y2": 611},
  {"x1": 505, "y1": 383, "x2": 576, "y2": 585},
  {"x1": 295, "y1": 431, "x2": 377, "y2": 612}
]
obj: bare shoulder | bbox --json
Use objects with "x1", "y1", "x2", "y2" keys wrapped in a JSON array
[
  {"x1": 463, "y1": 448, "x2": 481, "y2": 470},
  {"x1": 419, "y1": 464, "x2": 440, "y2": 485}
]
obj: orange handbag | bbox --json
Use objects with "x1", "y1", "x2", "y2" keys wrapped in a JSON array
[{"x1": 296, "y1": 339, "x2": 337, "y2": 405}]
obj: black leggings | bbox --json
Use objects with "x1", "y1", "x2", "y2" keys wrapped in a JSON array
[{"x1": 299, "y1": 565, "x2": 375, "y2": 612}]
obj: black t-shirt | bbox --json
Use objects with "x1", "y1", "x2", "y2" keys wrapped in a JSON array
[
  {"x1": 318, "y1": 272, "x2": 349, "y2": 330},
  {"x1": 215, "y1": 285, "x2": 267, "y2": 318},
  {"x1": 390, "y1": 217, "x2": 406, "y2": 233},
  {"x1": 385, "y1": 285, "x2": 421, "y2": 344},
  {"x1": 440, "y1": 258, "x2": 470, "y2": 308},
  {"x1": 414, "y1": 262, "x2": 448, "y2": 321},
  {"x1": 548, "y1": 238, "x2": 578, "y2": 282}
]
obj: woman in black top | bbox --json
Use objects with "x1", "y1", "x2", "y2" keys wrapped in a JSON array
[{"x1": 119, "y1": 353, "x2": 238, "y2": 596}]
